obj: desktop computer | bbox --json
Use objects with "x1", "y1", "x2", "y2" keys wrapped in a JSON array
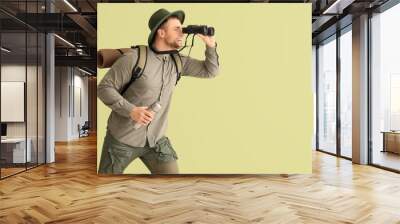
[{"x1": 1, "y1": 123, "x2": 7, "y2": 140}]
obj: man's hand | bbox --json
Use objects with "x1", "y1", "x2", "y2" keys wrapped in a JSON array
[
  {"x1": 197, "y1": 34, "x2": 216, "y2": 48},
  {"x1": 130, "y1": 107, "x2": 154, "y2": 126}
]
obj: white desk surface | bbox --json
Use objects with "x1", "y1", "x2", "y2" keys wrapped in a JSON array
[{"x1": 1, "y1": 138, "x2": 28, "y2": 143}]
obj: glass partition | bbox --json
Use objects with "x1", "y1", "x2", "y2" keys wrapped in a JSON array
[
  {"x1": 0, "y1": 1, "x2": 46, "y2": 179},
  {"x1": 1, "y1": 31, "x2": 28, "y2": 178}
]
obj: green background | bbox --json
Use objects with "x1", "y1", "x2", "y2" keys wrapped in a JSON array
[{"x1": 97, "y1": 3, "x2": 312, "y2": 174}]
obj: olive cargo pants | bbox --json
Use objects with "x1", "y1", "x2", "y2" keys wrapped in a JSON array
[{"x1": 98, "y1": 132, "x2": 179, "y2": 174}]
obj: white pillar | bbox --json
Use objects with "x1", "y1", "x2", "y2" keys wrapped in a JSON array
[
  {"x1": 46, "y1": 1, "x2": 55, "y2": 163},
  {"x1": 352, "y1": 14, "x2": 369, "y2": 164}
]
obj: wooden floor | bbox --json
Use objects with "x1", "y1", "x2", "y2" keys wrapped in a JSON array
[
  {"x1": 1, "y1": 135, "x2": 400, "y2": 224},
  {"x1": 373, "y1": 151, "x2": 400, "y2": 171},
  {"x1": 0, "y1": 167, "x2": 26, "y2": 178},
  {"x1": 1, "y1": 162, "x2": 46, "y2": 178}
]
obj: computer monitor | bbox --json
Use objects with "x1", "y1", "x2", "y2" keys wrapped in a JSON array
[{"x1": 1, "y1": 123, "x2": 7, "y2": 137}]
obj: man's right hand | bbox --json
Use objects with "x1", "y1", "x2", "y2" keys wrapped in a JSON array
[{"x1": 130, "y1": 107, "x2": 154, "y2": 126}]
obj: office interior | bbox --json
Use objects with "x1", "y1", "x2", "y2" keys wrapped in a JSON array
[
  {"x1": 313, "y1": 0, "x2": 400, "y2": 172},
  {"x1": 0, "y1": 0, "x2": 399, "y2": 222},
  {"x1": 1, "y1": 0, "x2": 97, "y2": 179},
  {"x1": 0, "y1": 0, "x2": 399, "y2": 178}
]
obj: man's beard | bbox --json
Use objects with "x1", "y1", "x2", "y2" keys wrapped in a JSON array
[{"x1": 166, "y1": 39, "x2": 181, "y2": 50}]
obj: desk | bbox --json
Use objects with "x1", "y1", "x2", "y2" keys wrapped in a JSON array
[
  {"x1": 1, "y1": 138, "x2": 32, "y2": 163},
  {"x1": 381, "y1": 131, "x2": 400, "y2": 154}
]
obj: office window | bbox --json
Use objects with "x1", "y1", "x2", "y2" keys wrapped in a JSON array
[
  {"x1": 313, "y1": 45, "x2": 316, "y2": 150},
  {"x1": 317, "y1": 36, "x2": 337, "y2": 154},
  {"x1": 371, "y1": 3, "x2": 400, "y2": 171},
  {"x1": 339, "y1": 28, "x2": 352, "y2": 158}
]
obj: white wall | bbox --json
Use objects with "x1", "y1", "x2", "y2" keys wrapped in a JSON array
[
  {"x1": 54, "y1": 67, "x2": 89, "y2": 141},
  {"x1": 1, "y1": 65, "x2": 33, "y2": 137},
  {"x1": 1, "y1": 63, "x2": 46, "y2": 164},
  {"x1": 70, "y1": 72, "x2": 89, "y2": 139},
  {"x1": 1, "y1": 65, "x2": 26, "y2": 141},
  {"x1": 55, "y1": 66, "x2": 69, "y2": 141}
]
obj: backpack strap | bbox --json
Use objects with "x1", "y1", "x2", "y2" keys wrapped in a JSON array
[
  {"x1": 120, "y1": 45, "x2": 147, "y2": 95},
  {"x1": 170, "y1": 53, "x2": 183, "y2": 85}
]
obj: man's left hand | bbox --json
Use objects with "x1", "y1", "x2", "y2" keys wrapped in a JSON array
[{"x1": 197, "y1": 34, "x2": 216, "y2": 48}]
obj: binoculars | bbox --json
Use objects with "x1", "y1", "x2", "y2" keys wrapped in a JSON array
[{"x1": 182, "y1": 25, "x2": 215, "y2": 36}]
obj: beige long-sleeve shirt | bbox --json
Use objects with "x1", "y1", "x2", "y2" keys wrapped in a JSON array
[{"x1": 98, "y1": 45, "x2": 220, "y2": 147}]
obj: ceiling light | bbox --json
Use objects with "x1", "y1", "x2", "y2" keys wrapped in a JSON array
[
  {"x1": 77, "y1": 67, "x2": 93, "y2": 76},
  {"x1": 54, "y1": 34, "x2": 75, "y2": 48},
  {"x1": 322, "y1": 0, "x2": 354, "y2": 14},
  {"x1": 63, "y1": 0, "x2": 78, "y2": 12},
  {"x1": 1, "y1": 47, "x2": 11, "y2": 53}
]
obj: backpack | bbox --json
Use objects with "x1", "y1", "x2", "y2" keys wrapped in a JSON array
[{"x1": 120, "y1": 45, "x2": 183, "y2": 95}]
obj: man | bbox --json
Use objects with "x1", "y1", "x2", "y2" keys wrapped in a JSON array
[{"x1": 97, "y1": 8, "x2": 220, "y2": 174}]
